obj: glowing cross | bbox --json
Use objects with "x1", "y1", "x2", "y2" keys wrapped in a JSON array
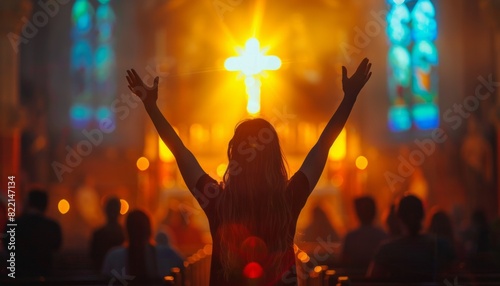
[{"x1": 224, "y1": 38, "x2": 281, "y2": 115}]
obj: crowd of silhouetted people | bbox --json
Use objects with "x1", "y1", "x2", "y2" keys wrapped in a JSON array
[
  {"x1": 1, "y1": 188, "x2": 499, "y2": 284},
  {"x1": 0, "y1": 190, "x2": 185, "y2": 283},
  {"x1": 338, "y1": 195, "x2": 500, "y2": 282}
]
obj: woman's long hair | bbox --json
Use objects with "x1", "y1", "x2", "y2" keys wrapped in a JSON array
[
  {"x1": 397, "y1": 195, "x2": 424, "y2": 236},
  {"x1": 126, "y1": 210, "x2": 157, "y2": 278},
  {"x1": 217, "y1": 118, "x2": 293, "y2": 279}
]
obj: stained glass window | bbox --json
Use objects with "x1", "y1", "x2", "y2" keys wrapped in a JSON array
[
  {"x1": 70, "y1": 0, "x2": 116, "y2": 131},
  {"x1": 386, "y1": 0, "x2": 439, "y2": 132}
]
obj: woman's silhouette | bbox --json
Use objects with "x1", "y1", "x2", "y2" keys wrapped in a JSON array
[{"x1": 126, "y1": 58, "x2": 371, "y2": 285}]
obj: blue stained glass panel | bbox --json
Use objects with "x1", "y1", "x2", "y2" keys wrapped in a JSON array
[
  {"x1": 72, "y1": 0, "x2": 94, "y2": 35},
  {"x1": 387, "y1": 4, "x2": 411, "y2": 46},
  {"x1": 411, "y1": 0, "x2": 437, "y2": 41},
  {"x1": 387, "y1": 0, "x2": 439, "y2": 133}
]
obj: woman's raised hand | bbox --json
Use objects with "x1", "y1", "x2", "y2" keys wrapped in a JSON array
[
  {"x1": 341, "y1": 58, "x2": 372, "y2": 100},
  {"x1": 126, "y1": 69, "x2": 159, "y2": 107}
]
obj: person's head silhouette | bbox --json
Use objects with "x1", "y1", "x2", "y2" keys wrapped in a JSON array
[
  {"x1": 126, "y1": 209, "x2": 154, "y2": 277},
  {"x1": 225, "y1": 118, "x2": 287, "y2": 191},
  {"x1": 427, "y1": 209, "x2": 454, "y2": 242},
  {"x1": 354, "y1": 196, "x2": 377, "y2": 226},
  {"x1": 397, "y1": 195, "x2": 424, "y2": 236},
  {"x1": 27, "y1": 189, "x2": 48, "y2": 213},
  {"x1": 104, "y1": 197, "x2": 121, "y2": 222},
  {"x1": 127, "y1": 209, "x2": 151, "y2": 246},
  {"x1": 155, "y1": 231, "x2": 170, "y2": 246}
]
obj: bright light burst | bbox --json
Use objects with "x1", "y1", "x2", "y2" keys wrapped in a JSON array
[{"x1": 224, "y1": 38, "x2": 281, "y2": 115}]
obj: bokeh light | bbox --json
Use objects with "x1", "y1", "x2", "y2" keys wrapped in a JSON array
[
  {"x1": 355, "y1": 156, "x2": 368, "y2": 170},
  {"x1": 70, "y1": 103, "x2": 92, "y2": 128},
  {"x1": 164, "y1": 276, "x2": 174, "y2": 282},
  {"x1": 119, "y1": 199, "x2": 129, "y2": 215},
  {"x1": 297, "y1": 251, "x2": 310, "y2": 263},
  {"x1": 95, "y1": 106, "x2": 112, "y2": 121},
  {"x1": 136, "y1": 157, "x2": 150, "y2": 171},
  {"x1": 58, "y1": 199, "x2": 70, "y2": 214},
  {"x1": 243, "y1": 262, "x2": 264, "y2": 279}
]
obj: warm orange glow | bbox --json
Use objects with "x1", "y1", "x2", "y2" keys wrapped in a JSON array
[
  {"x1": 299, "y1": 123, "x2": 316, "y2": 148},
  {"x1": 326, "y1": 269, "x2": 336, "y2": 276},
  {"x1": 203, "y1": 244, "x2": 213, "y2": 255},
  {"x1": 136, "y1": 156, "x2": 150, "y2": 171},
  {"x1": 159, "y1": 140, "x2": 175, "y2": 163},
  {"x1": 355, "y1": 155, "x2": 368, "y2": 170},
  {"x1": 190, "y1": 124, "x2": 208, "y2": 146},
  {"x1": 329, "y1": 128, "x2": 346, "y2": 161},
  {"x1": 216, "y1": 163, "x2": 227, "y2": 178},
  {"x1": 211, "y1": 124, "x2": 226, "y2": 147},
  {"x1": 338, "y1": 276, "x2": 349, "y2": 282},
  {"x1": 332, "y1": 174, "x2": 344, "y2": 187},
  {"x1": 144, "y1": 131, "x2": 157, "y2": 160},
  {"x1": 58, "y1": 199, "x2": 70, "y2": 214},
  {"x1": 297, "y1": 251, "x2": 310, "y2": 263},
  {"x1": 225, "y1": 38, "x2": 281, "y2": 115},
  {"x1": 119, "y1": 199, "x2": 129, "y2": 215}
]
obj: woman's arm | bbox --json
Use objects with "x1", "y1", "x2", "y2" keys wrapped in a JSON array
[
  {"x1": 298, "y1": 58, "x2": 372, "y2": 191},
  {"x1": 126, "y1": 69, "x2": 205, "y2": 191}
]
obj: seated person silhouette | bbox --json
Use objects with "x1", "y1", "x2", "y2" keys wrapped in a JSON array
[
  {"x1": 90, "y1": 197, "x2": 125, "y2": 271},
  {"x1": 367, "y1": 195, "x2": 455, "y2": 281},
  {"x1": 155, "y1": 231, "x2": 186, "y2": 275},
  {"x1": 462, "y1": 209, "x2": 495, "y2": 273},
  {"x1": 341, "y1": 196, "x2": 387, "y2": 275},
  {"x1": 427, "y1": 209, "x2": 460, "y2": 256},
  {"x1": 102, "y1": 209, "x2": 184, "y2": 279},
  {"x1": 2, "y1": 189, "x2": 62, "y2": 278}
]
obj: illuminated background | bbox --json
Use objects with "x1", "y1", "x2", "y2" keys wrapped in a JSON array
[{"x1": 1, "y1": 0, "x2": 499, "y2": 279}]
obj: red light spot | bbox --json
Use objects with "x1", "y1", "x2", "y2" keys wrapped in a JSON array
[
  {"x1": 243, "y1": 262, "x2": 263, "y2": 279},
  {"x1": 241, "y1": 236, "x2": 268, "y2": 262}
]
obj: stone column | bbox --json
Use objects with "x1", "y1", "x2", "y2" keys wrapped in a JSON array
[
  {"x1": 0, "y1": 0, "x2": 32, "y2": 198},
  {"x1": 480, "y1": 0, "x2": 500, "y2": 216},
  {"x1": 495, "y1": 32, "x2": 500, "y2": 217}
]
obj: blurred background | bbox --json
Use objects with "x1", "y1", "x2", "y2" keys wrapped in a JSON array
[{"x1": 0, "y1": 0, "x2": 499, "y2": 282}]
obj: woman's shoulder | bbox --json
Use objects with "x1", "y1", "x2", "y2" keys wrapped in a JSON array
[
  {"x1": 195, "y1": 173, "x2": 222, "y2": 191},
  {"x1": 286, "y1": 170, "x2": 310, "y2": 197},
  {"x1": 288, "y1": 170, "x2": 309, "y2": 186}
]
